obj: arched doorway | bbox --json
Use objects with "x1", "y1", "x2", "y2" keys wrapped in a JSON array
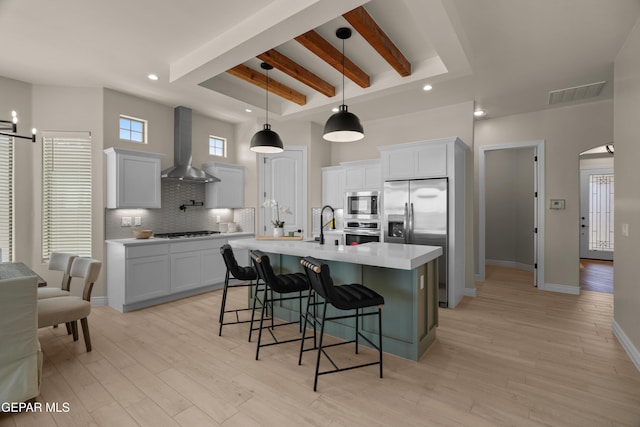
[{"x1": 579, "y1": 144, "x2": 614, "y2": 293}]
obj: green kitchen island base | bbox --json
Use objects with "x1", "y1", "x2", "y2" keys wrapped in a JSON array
[{"x1": 229, "y1": 240, "x2": 441, "y2": 361}]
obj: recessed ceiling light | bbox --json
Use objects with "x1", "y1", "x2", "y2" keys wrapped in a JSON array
[
  {"x1": 245, "y1": 108, "x2": 252, "y2": 113},
  {"x1": 474, "y1": 109, "x2": 486, "y2": 117},
  {"x1": 331, "y1": 107, "x2": 339, "y2": 112},
  {"x1": 147, "y1": 74, "x2": 159, "y2": 81},
  {"x1": 423, "y1": 84, "x2": 433, "y2": 91}
]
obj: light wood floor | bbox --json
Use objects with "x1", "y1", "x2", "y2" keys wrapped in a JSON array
[{"x1": 2, "y1": 266, "x2": 639, "y2": 426}]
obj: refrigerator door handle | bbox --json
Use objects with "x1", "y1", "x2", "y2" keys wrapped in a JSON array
[
  {"x1": 403, "y1": 203, "x2": 409, "y2": 244},
  {"x1": 409, "y1": 202, "x2": 414, "y2": 243}
]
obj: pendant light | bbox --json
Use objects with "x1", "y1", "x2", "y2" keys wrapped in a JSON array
[
  {"x1": 250, "y1": 62, "x2": 284, "y2": 153},
  {"x1": 323, "y1": 27, "x2": 364, "y2": 142}
]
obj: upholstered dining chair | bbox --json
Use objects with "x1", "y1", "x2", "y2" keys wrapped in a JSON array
[
  {"x1": 37, "y1": 252, "x2": 77, "y2": 299},
  {"x1": 37, "y1": 258, "x2": 102, "y2": 352}
]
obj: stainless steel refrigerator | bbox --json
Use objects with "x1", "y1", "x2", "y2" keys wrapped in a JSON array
[{"x1": 383, "y1": 178, "x2": 448, "y2": 306}]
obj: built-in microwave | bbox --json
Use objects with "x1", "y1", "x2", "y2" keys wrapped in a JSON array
[{"x1": 345, "y1": 191, "x2": 379, "y2": 219}]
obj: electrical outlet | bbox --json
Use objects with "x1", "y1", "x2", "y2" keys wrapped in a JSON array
[
  {"x1": 121, "y1": 216, "x2": 132, "y2": 227},
  {"x1": 622, "y1": 223, "x2": 629, "y2": 237},
  {"x1": 134, "y1": 216, "x2": 141, "y2": 226}
]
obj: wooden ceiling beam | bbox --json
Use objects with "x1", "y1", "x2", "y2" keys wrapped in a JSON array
[
  {"x1": 295, "y1": 30, "x2": 370, "y2": 88},
  {"x1": 226, "y1": 64, "x2": 307, "y2": 106},
  {"x1": 257, "y1": 49, "x2": 335, "y2": 98},
  {"x1": 343, "y1": 6, "x2": 411, "y2": 77}
]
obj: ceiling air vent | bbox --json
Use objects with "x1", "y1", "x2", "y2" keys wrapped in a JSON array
[{"x1": 548, "y1": 81, "x2": 606, "y2": 105}]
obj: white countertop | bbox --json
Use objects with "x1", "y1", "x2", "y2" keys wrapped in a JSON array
[
  {"x1": 106, "y1": 232, "x2": 254, "y2": 246},
  {"x1": 229, "y1": 239, "x2": 442, "y2": 270}
]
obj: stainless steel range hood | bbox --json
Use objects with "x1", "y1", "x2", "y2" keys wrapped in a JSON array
[{"x1": 161, "y1": 106, "x2": 220, "y2": 183}]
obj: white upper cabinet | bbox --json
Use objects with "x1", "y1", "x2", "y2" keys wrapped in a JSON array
[
  {"x1": 379, "y1": 138, "x2": 451, "y2": 180},
  {"x1": 104, "y1": 148, "x2": 163, "y2": 208},
  {"x1": 322, "y1": 166, "x2": 345, "y2": 208},
  {"x1": 341, "y1": 159, "x2": 381, "y2": 191},
  {"x1": 203, "y1": 162, "x2": 245, "y2": 208}
]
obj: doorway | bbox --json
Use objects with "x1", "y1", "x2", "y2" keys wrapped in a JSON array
[
  {"x1": 478, "y1": 140, "x2": 545, "y2": 287},
  {"x1": 258, "y1": 146, "x2": 307, "y2": 237},
  {"x1": 578, "y1": 145, "x2": 614, "y2": 293}
]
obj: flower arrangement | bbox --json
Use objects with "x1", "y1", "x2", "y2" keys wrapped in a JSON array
[{"x1": 262, "y1": 199, "x2": 292, "y2": 228}]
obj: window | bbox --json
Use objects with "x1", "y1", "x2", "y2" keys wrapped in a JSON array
[
  {"x1": 119, "y1": 115, "x2": 146, "y2": 143},
  {"x1": 588, "y1": 173, "x2": 614, "y2": 252},
  {"x1": 0, "y1": 135, "x2": 13, "y2": 262},
  {"x1": 209, "y1": 135, "x2": 226, "y2": 157},
  {"x1": 42, "y1": 133, "x2": 92, "y2": 261}
]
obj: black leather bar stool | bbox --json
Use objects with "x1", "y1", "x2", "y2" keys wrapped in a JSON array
[
  {"x1": 219, "y1": 244, "x2": 260, "y2": 339},
  {"x1": 250, "y1": 250, "x2": 310, "y2": 360},
  {"x1": 299, "y1": 256, "x2": 384, "y2": 391}
]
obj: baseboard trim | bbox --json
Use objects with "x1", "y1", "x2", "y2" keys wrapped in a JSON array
[
  {"x1": 463, "y1": 287, "x2": 477, "y2": 298},
  {"x1": 612, "y1": 319, "x2": 640, "y2": 372},
  {"x1": 91, "y1": 296, "x2": 108, "y2": 307},
  {"x1": 486, "y1": 259, "x2": 535, "y2": 272},
  {"x1": 538, "y1": 282, "x2": 580, "y2": 295}
]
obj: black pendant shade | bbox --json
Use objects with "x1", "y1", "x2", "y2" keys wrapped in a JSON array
[
  {"x1": 250, "y1": 123, "x2": 284, "y2": 153},
  {"x1": 250, "y1": 62, "x2": 284, "y2": 153},
  {"x1": 323, "y1": 104, "x2": 364, "y2": 142},
  {"x1": 322, "y1": 27, "x2": 364, "y2": 143}
]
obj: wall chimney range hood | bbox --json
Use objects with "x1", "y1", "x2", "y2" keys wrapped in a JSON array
[{"x1": 161, "y1": 106, "x2": 220, "y2": 183}]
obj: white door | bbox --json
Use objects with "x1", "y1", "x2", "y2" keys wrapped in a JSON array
[
  {"x1": 259, "y1": 148, "x2": 306, "y2": 236},
  {"x1": 580, "y1": 168, "x2": 614, "y2": 260}
]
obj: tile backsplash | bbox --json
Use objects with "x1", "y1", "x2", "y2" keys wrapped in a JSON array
[{"x1": 105, "y1": 180, "x2": 254, "y2": 239}]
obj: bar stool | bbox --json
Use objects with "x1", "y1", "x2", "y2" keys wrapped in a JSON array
[
  {"x1": 250, "y1": 250, "x2": 310, "y2": 360},
  {"x1": 299, "y1": 256, "x2": 384, "y2": 391},
  {"x1": 219, "y1": 244, "x2": 260, "y2": 338}
]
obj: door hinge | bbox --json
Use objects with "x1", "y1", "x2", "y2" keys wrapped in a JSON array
[
  {"x1": 534, "y1": 227, "x2": 538, "y2": 233},
  {"x1": 263, "y1": 157, "x2": 267, "y2": 164},
  {"x1": 264, "y1": 191, "x2": 267, "y2": 198},
  {"x1": 534, "y1": 156, "x2": 538, "y2": 161},
  {"x1": 534, "y1": 263, "x2": 538, "y2": 269},
  {"x1": 534, "y1": 191, "x2": 538, "y2": 197},
  {"x1": 263, "y1": 225, "x2": 266, "y2": 232}
]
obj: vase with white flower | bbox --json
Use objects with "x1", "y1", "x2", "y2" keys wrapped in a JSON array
[{"x1": 263, "y1": 199, "x2": 292, "y2": 237}]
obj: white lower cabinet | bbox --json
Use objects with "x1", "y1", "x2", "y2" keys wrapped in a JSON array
[
  {"x1": 171, "y1": 251, "x2": 203, "y2": 293},
  {"x1": 107, "y1": 236, "x2": 245, "y2": 312},
  {"x1": 126, "y1": 253, "x2": 170, "y2": 303}
]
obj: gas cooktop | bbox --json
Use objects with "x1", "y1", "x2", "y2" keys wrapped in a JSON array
[{"x1": 154, "y1": 230, "x2": 221, "y2": 239}]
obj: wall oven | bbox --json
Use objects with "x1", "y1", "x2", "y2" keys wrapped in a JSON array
[
  {"x1": 345, "y1": 191, "x2": 379, "y2": 219},
  {"x1": 344, "y1": 221, "x2": 381, "y2": 245}
]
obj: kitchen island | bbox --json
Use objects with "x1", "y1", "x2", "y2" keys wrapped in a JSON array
[{"x1": 229, "y1": 239, "x2": 442, "y2": 361}]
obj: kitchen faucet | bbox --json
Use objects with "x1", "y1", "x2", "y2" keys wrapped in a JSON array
[{"x1": 319, "y1": 205, "x2": 336, "y2": 245}]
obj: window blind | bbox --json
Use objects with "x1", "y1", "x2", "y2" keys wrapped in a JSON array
[
  {"x1": 42, "y1": 133, "x2": 92, "y2": 261},
  {"x1": 0, "y1": 135, "x2": 13, "y2": 262}
]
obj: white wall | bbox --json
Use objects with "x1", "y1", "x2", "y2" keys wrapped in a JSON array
[
  {"x1": 475, "y1": 100, "x2": 614, "y2": 289},
  {"x1": 613, "y1": 16, "x2": 640, "y2": 362},
  {"x1": 331, "y1": 101, "x2": 475, "y2": 164}
]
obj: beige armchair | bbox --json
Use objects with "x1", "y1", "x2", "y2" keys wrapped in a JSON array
[
  {"x1": 0, "y1": 276, "x2": 42, "y2": 403},
  {"x1": 38, "y1": 258, "x2": 102, "y2": 352},
  {"x1": 37, "y1": 252, "x2": 77, "y2": 299}
]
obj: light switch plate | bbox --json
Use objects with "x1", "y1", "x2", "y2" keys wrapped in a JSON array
[
  {"x1": 550, "y1": 199, "x2": 565, "y2": 210},
  {"x1": 121, "y1": 216, "x2": 132, "y2": 227},
  {"x1": 134, "y1": 216, "x2": 141, "y2": 226}
]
